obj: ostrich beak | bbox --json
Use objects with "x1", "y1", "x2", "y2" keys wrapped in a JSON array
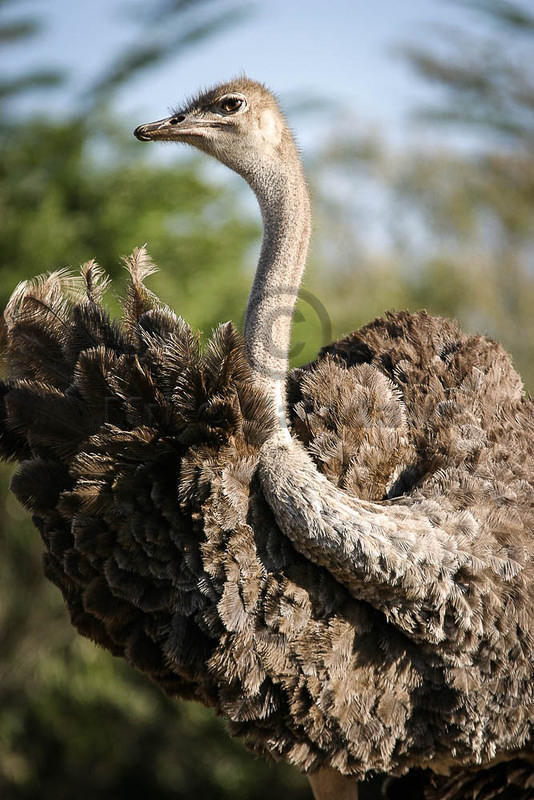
[{"x1": 134, "y1": 114, "x2": 206, "y2": 142}]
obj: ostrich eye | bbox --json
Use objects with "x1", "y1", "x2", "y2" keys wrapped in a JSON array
[{"x1": 220, "y1": 96, "x2": 244, "y2": 114}]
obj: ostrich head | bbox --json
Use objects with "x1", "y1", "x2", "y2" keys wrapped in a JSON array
[
  {"x1": 133, "y1": 77, "x2": 297, "y2": 181},
  {"x1": 134, "y1": 76, "x2": 310, "y2": 427}
]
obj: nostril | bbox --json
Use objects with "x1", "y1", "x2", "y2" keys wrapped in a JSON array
[{"x1": 170, "y1": 114, "x2": 185, "y2": 125}]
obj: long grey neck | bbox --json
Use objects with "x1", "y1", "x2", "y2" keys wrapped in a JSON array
[{"x1": 243, "y1": 146, "x2": 311, "y2": 436}]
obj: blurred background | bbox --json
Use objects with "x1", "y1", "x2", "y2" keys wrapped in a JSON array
[{"x1": 1, "y1": 1, "x2": 533, "y2": 797}]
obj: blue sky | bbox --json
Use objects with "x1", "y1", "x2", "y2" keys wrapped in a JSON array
[{"x1": 3, "y1": 0, "x2": 473, "y2": 148}]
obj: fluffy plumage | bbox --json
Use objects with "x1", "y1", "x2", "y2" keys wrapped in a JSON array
[{"x1": 2, "y1": 253, "x2": 534, "y2": 798}]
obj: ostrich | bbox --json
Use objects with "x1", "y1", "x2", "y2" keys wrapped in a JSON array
[{"x1": 1, "y1": 77, "x2": 534, "y2": 800}]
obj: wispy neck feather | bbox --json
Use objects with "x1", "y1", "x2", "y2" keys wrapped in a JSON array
[{"x1": 243, "y1": 143, "x2": 311, "y2": 434}]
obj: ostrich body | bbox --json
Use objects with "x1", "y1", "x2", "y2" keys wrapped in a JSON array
[{"x1": 2, "y1": 78, "x2": 534, "y2": 799}]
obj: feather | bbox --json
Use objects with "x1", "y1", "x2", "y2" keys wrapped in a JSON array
[
  {"x1": 80, "y1": 259, "x2": 111, "y2": 304},
  {"x1": 121, "y1": 245, "x2": 159, "y2": 330},
  {"x1": 5, "y1": 380, "x2": 95, "y2": 459},
  {"x1": 4, "y1": 268, "x2": 82, "y2": 327},
  {"x1": 10, "y1": 458, "x2": 71, "y2": 512},
  {"x1": 65, "y1": 302, "x2": 128, "y2": 366},
  {"x1": 0, "y1": 380, "x2": 31, "y2": 461},
  {"x1": 202, "y1": 322, "x2": 251, "y2": 395}
]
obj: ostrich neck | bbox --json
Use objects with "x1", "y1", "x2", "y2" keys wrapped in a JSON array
[
  {"x1": 243, "y1": 154, "x2": 311, "y2": 435},
  {"x1": 245, "y1": 135, "x2": 524, "y2": 675}
]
